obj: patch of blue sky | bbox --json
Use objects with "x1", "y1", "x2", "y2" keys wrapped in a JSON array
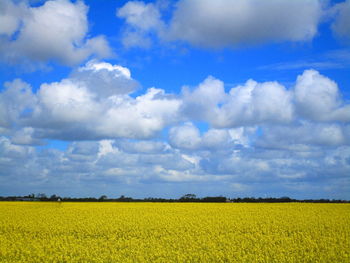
[{"x1": 36, "y1": 140, "x2": 69, "y2": 152}]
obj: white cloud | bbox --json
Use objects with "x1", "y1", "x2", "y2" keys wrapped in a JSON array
[
  {"x1": 139, "y1": 153, "x2": 195, "y2": 171},
  {"x1": 117, "y1": 1, "x2": 162, "y2": 31},
  {"x1": 79, "y1": 60, "x2": 132, "y2": 78},
  {"x1": 0, "y1": 131, "x2": 349, "y2": 198},
  {"x1": 179, "y1": 70, "x2": 349, "y2": 129},
  {"x1": 181, "y1": 76, "x2": 226, "y2": 121},
  {"x1": 33, "y1": 79, "x2": 99, "y2": 127},
  {"x1": 259, "y1": 61, "x2": 345, "y2": 71},
  {"x1": 70, "y1": 60, "x2": 138, "y2": 97},
  {"x1": 294, "y1": 69, "x2": 350, "y2": 122},
  {"x1": 0, "y1": 0, "x2": 25, "y2": 36},
  {"x1": 1, "y1": 66, "x2": 350, "y2": 144},
  {"x1": 119, "y1": 30, "x2": 153, "y2": 49},
  {"x1": 116, "y1": 1, "x2": 164, "y2": 48},
  {"x1": 201, "y1": 129, "x2": 233, "y2": 150},
  {"x1": 169, "y1": 122, "x2": 201, "y2": 150},
  {"x1": 117, "y1": 0, "x2": 324, "y2": 48},
  {"x1": 0, "y1": 79, "x2": 36, "y2": 129},
  {"x1": 331, "y1": 0, "x2": 350, "y2": 41},
  {"x1": 0, "y1": 0, "x2": 112, "y2": 66},
  {"x1": 154, "y1": 166, "x2": 219, "y2": 182},
  {"x1": 94, "y1": 87, "x2": 181, "y2": 139},
  {"x1": 98, "y1": 140, "x2": 118, "y2": 158},
  {"x1": 201, "y1": 149, "x2": 271, "y2": 176},
  {"x1": 67, "y1": 141, "x2": 100, "y2": 159},
  {"x1": 213, "y1": 79, "x2": 293, "y2": 128},
  {"x1": 11, "y1": 127, "x2": 44, "y2": 145},
  {"x1": 15, "y1": 60, "x2": 180, "y2": 140},
  {"x1": 115, "y1": 139, "x2": 168, "y2": 154},
  {"x1": 256, "y1": 122, "x2": 349, "y2": 149},
  {"x1": 168, "y1": 0, "x2": 322, "y2": 47},
  {"x1": 169, "y1": 123, "x2": 251, "y2": 151},
  {"x1": 0, "y1": 136, "x2": 35, "y2": 159}
]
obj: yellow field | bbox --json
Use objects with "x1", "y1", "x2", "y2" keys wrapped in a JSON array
[{"x1": 0, "y1": 202, "x2": 349, "y2": 262}]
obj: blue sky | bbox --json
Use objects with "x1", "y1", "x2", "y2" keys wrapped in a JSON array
[{"x1": 0, "y1": 0, "x2": 350, "y2": 199}]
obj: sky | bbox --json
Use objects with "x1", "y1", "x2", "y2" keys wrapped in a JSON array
[{"x1": 0, "y1": 0, "x2": 350, "y2": 199}]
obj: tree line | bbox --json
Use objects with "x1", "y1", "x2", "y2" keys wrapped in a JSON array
[{"x1": 0, "y1": 193, "x2": 348, "y2": 203}]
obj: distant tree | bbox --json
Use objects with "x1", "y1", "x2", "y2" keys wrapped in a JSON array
[
  {"x1": 180, "y1": 194, "x2": 198, "y2": 202},
  {"x1": 116, "y1": 195, "x2": 133, "y2": 202},
  {"x1": 50, "y1": 194, "x2": 58, "y2": 200},
  {"x1": 183, "y1": 194, "x2": 197, "y2": 199},
  {"x1": 99, "y1": 195, "x2": 108, "y2": 201},
  {"x1": 280, "y1": 196, "x2": 292, "y2": 202}
]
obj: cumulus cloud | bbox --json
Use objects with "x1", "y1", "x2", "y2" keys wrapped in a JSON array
[
  {"x1": 114, "y1": 139, "x2": 168, "y2": 154},
  {"x1": 1, "y1": 0, "x2": 350, "y2": 198},
  {"x1": 256, "y1": 123, "x2": 350, "y2": 150},
  {"x1": 117, "y1": 1, "x2": 162, "y2": 31},
  {"x1": 0, "y1": 0, "x2": 25, "y2": 36},
  {"x1": 179, "y1": 76, "x2": 294, "y2": 128},
  {"x1": 1, "y1": 64, "x2": 350, "y2": 196},
  {"x1": 0, "y1": 79, "x2": 36, "y2": 130},
  {"x1": 167, "y1": 0, "x2": 323, "y2": 47},
  {"x1": 4, "y1": 60, "x2": 180, "y2": 140},
  {"x1": 0, "y1": 136, "x2": 35, "y2": 160},
  {"x1": 30, "y1": 79, "x2": 99, "y2": 136},
  {"x1": 213, "y1": 79, "x2": 294, "y2": 128},
  {"x1": 169, "y1": 123, "x2": 201, "y2": 150},
  {"x1": 31, "y1": 87, "x2": 180, "y2": 140},
  {"x1": 116, "y1": 0, "x2": 164, "y2": 48},
  {"x1": 117, "y1": 0, "x2": 324, "y2": 49},
  {"x1": 331, "y1": 0, "x2": 350, "y2": 42},
  {"x1": 1, "y1": 64, "x2": 350, "y2": 144},
  {"x1": 70, "y1": 60, "x2": 138, "y2": 97},
  {"x1": 0, "y1": 0, "x2": 112, "y2": 66},
  {"x1": 1, "y1": 125, "x2": 350, "y2": 198},
  {"x1": 294, "y1": 69, "x2": 350, "y2": 122},
  {"x1": 179, "y1": 70, "x2": 349, "y2": 129},
  {"x1": 94, "y1": 87, "x2": 181, "y2": 139},
  {"x1": 169, "y1": 123, "x2": 252, "y2": 151},
  {"x1": 201, "y1": 129, "x2": 236, "y2": 150},
  {"x1": 11, "y1": 127, "x2": 44, "y2": 146},
  {"x1": 180, "y1": 76, "x2": 225, "y2": 121}
]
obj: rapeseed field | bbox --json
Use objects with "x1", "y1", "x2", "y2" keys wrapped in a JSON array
[{"x1": 0, "y1": 202, "x2": 349, "y2": 262}]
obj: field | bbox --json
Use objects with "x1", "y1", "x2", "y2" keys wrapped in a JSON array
[{"x1": 0, "y1": 202, "x2": 349, "y2": 262}]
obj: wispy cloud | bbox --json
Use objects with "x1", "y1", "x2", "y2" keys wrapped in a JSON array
[
  {"x1": 259, "y1": 49, "x2": 350, "y2": 71},
  {"x1": 258, "y1": 61, "x2": 344, "y2": 71},
  {"x1": 325, "y1": 49, "x2": 350, "y2": 62}
]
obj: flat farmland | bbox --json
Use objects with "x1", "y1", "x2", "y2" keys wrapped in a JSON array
[{"x1": 0, "y1": 202, "x2": 349, "y2": 262}]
